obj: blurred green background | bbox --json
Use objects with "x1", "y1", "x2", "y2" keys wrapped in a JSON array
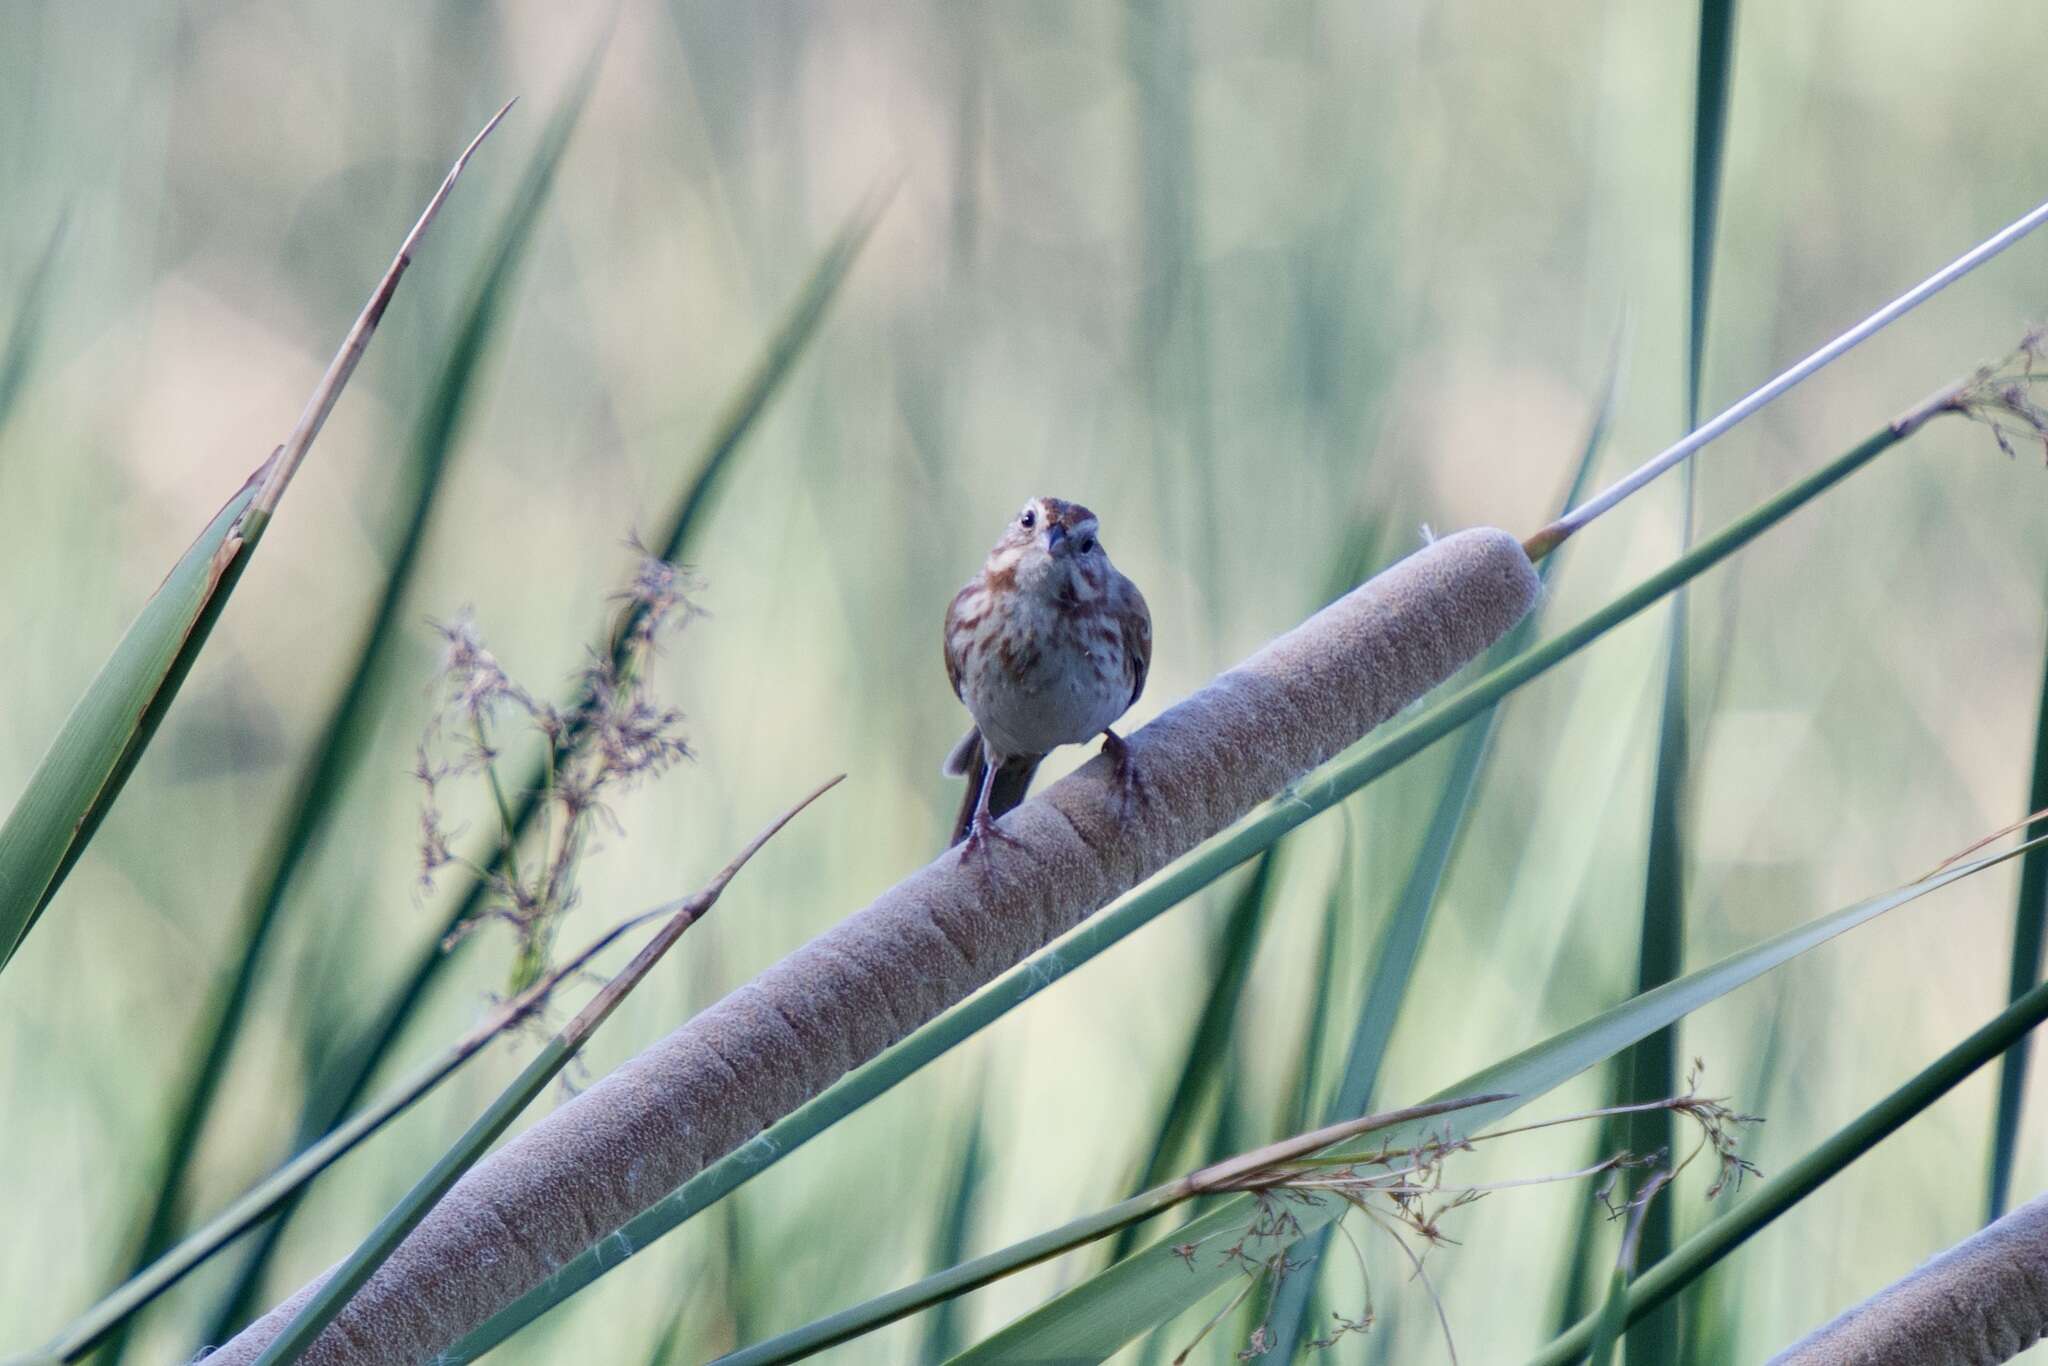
[{"x1": 5, "y1": 1, "x2": 2048, "y2": 1361}]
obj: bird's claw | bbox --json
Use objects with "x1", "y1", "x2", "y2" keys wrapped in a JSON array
[{"x1": 960, "y1": 812, "x2": 1025, "y2": 867}]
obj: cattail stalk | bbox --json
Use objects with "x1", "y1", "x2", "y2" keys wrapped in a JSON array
[
  {"x1": 1770, "y1": 1195, "x2": 2048, "y2": 1365},
  {"x1": 204, "y1": 526, "x2": 1541, "y2": 1364}
]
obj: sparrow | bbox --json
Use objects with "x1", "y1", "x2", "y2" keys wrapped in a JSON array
[{"x1": 942, "y1": 496, "x2": 1152, "y2": 852}]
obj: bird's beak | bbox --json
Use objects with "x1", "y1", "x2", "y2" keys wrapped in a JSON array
[{"x1": 1045, "y1": 522, "x2": 1070, "y2": 557}]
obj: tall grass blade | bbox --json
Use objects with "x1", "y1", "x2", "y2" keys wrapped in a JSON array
[
  {"x1": 200, "y1": 182, "x2": 891, "y2": 1341},
  {"x1": 1589, "y1": 1174, "x2": 1669, "y2": 1366},
  {"x1": 96, "y1": 70, "x2": 597, "y2": 1366},
  {"x1": 1261, "y1": 341, "x2": 1623, "y2": 1360},
  {"x1": 1283, "y1": 851, "x2": 1352, "y2": 1135},
  {"x1": 1688, "y1": 2, "x2": 1736, "y2": 429},
  {"x1": 248, "y1": 779, "x2": 838, "y2": 1366},
  {"x1": 919, "y1": 1097, "x2": 991, "y2": 1364},
  {"x1": 38, "y1": 901, "x2": 674, "y2": 1359},
  {"x1": 647, "y1": 1304, "x2": 692, "y2": 1366},
  {"x1": 644, "y1": 176, "x2": 897, "y2": 576},
  {"x1": 0, "y1": 212, "x2": 65, "y2": 439},
  {"x1": 1677, "y1": 981, "x2": 1786, "y2": 1366},
  {"x1": 0, "y1": 109, "x2": 507, "y2": 976},
  {"x1": 712, "y1": 1194, "x2": 756, "y2": 1354},
  {"x1": 1988, "y1": 616, "x2": 2048, "y2": 1222},
  {"x1": 1127, "y1": 0, "x2": 1220, "y2": 631},
  {"x1": 1553, "y1": 1060, "x2": 1618, "y2": 1334},
  {"x1": 0, "y1": 466, "x2": 264, "y2": 967},
  {"x1": 1623, "y1": 563, "x2": 1692, "y2": 1358},
  {"x1": 945, "y1": 837, "x2": 2038, "y2": 1364},
  {"x1": 1587, "y1": 1268, "x2": 1631, "y2": 1366},
  {"x1": 1346, "y1": 367, "x2": 1618, "y2": 1106},
  {"x1": 1533, "y1": 928, "x2": 2048, "y2": 1365},
  {"x1": 1618, "y1": 14, "x2": 1734, "y2": 1357},
  {"x1": 450, "y1": 405, "x2": 1926, "y2": 1361},
  {"x1": 1208, "y1": 881, "x2": 1351, "y2": 1366},
  {"x1": 1105, "y1": 851, "x2": 1276, "y2": 1263}
]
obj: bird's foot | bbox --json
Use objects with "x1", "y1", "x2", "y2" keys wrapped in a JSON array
[{"x1": 959, "y1": 810, "x2": 1025, "y2": 868}]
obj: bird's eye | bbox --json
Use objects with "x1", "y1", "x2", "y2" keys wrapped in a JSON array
[
  {"x1": 1079, "y1": 536, "x2": 1096, "y2": 553},
  {"x1": 1020, "y1": 509, "x2": 1036, "y2": 529}
]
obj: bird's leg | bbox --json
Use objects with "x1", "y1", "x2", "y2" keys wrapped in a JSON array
[
  {"x1": 1100, "y1": 728, "x2": 1149, "y2": 821},
  {"x1": 961, "y1": 753, "x2": 1024, "y2": 861}
]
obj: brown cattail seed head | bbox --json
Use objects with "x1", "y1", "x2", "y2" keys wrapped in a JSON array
[{"x1": 211, "y1": 526, "x2": 1541, "y2": 1366}]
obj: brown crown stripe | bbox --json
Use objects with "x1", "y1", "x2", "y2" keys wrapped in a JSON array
[{"x1": 1034, "y1": 496, "x2": 1097, "y2": 529}]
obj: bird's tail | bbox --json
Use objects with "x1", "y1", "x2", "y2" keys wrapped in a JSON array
[{"x1": 946, "y1": 729, "x2": 1042, "y2": 847}]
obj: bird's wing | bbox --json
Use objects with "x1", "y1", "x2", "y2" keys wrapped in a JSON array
[
  {"x1": 943, "y1": 579, "x2": 979, "y2": 702},
  {"x1": 1117, "y1": 573, "x2": 1152, "y2": 710}
]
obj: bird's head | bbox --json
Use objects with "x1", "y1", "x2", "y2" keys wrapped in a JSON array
[{"x1": 984, "y1": 496, "x2": 1110, "y2": 600}]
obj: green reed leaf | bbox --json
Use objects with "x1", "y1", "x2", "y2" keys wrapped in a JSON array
[{"x1": 946, "y1": 839, "x2": 2034, "y2": 1365}]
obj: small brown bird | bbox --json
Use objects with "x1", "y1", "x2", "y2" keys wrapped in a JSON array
[{"x1": 942, "y1": 496, "x2": 1153, "y2": 852}]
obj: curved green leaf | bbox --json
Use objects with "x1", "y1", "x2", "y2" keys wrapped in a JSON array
[
  {"x1": 204, "y1": 180, "x2": 894, "y2": 1343},
  {"x1": 1989, "y1": 610, "x2": 2048, "y2": 1222},
  {"x1": 0, "y1": 212, "x2": 66, "y2": 439},
  {"x1": 1106, "y1": 850, "x2": 1277, "y2": 1265},
  {"x1": 714, "y1": 1097, "x2": 1502, "y2": 1366},
  {"x1": 80, "y1": 57, "x2": 607, "y2": 1366},
  {"x1": 920, "y1": 1094, "x2": 991, "y2": 1364},
  {"x1": 946, "y1": 837, "x2": 2035, "y2": 1364},
  {"x1": 1618, "y1": 12, "x2": 1737, "y2": 1358},
  {"x1": 1587, "y1": 1267, "x2": 1631, "y2": 1366},
  {"x1": 0, "y1": 463, "x2": 264, "y2": 969},
  {"x1": 0, "y1": 105, "x2": 509, "y2": 978},
  {"x1": 249, "y1": 780, "x2": 837, "y2": 1366},
  {"x1": 1533, "y1": 952, "x2": 2048, "y2": 1365}
]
